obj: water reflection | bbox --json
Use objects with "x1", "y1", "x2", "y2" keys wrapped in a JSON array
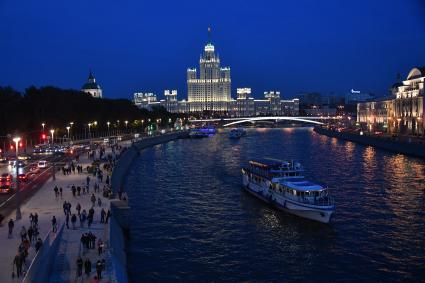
[{"x1": 126, "y1": 128, "x2": 425, "y2": 282}]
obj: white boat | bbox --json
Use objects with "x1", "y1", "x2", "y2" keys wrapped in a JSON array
[
  {"x1": 229, "y1": 128, "x2": 246, "y2": 139},
  {"x1": 241, "y1": 159, "x2": 335, "y2": 223}
]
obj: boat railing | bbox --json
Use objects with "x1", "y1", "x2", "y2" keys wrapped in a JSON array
[{"x1": 296, "y1": 195, "x2": 334, "y2": 207}]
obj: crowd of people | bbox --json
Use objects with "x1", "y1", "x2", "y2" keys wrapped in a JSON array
[
  {"x1": 7, "y1": 142, "x2": 125, "y2": 281},
  {"x1": 10, "y1": 212, "x2": 44, "y2": 278}
]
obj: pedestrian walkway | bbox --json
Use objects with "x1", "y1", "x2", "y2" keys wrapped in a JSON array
[{"x1": 0, "y1": 144, "x2": 123, "y2": 283}]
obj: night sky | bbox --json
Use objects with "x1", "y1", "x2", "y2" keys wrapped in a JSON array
[{"x1": 1, "y1": 0, "x2": 424, "y2": 100}]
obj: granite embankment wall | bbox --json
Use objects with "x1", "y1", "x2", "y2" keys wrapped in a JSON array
[
  {"x1": 314, "y1": 127, "x2": 425, "y2": 159},
  {"x1": 109, "y1": 131, "x2": 189, "y2": 283}
]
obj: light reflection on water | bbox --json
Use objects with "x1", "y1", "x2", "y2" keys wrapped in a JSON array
[{"x1": 125, "y1": 128, "x2": 425, "y2": 282}]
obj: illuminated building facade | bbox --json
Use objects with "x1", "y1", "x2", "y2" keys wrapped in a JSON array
[
  {"x1": 357, "y1": 67, "x2": 424, "y2": 135},
  {"x1": 133, "y1": 30, "x2": 299, "y2": 117},
  {"x1": 187, "y1": 32, "x2": 231, "y2": 112}
]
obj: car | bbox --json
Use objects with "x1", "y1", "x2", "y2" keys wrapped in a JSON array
[
  {"x1": 0, "y1": 173, "x2": 13, "y2": 182},
  {"x1": 18, "y1": 173, "x2": 28, "y2": 182},
  {"x1": 37, "y1": 160, "x2": 48, "y2": 168},
  {"x1": 0, "y1": 184, "x2": 13, "y2": 194}
]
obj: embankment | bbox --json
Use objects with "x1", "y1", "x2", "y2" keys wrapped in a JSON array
[
  {"x1": 314, "y1": 127, "x2": 425, "y2": 159},
  {"x1": 109, "y1": 131, "x2": 189, "y2": 282}
]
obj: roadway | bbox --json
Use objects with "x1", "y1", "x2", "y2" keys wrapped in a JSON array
[{"x1": 0, "y1": 150, "x2": 80, "y2": 221}]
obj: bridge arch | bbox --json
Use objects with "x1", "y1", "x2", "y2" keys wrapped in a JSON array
[{"x1": 222, "y1": 117, "x2": 325, "y2": 127}]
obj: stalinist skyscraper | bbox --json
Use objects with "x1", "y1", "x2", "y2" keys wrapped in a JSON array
[{"x1": 187, "y1": 28, "x2": 231, "y2": 112}]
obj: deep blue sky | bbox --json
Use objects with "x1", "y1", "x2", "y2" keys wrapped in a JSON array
[{"x1": 1, "y1": 0, "x2": 424, "y2": 100}]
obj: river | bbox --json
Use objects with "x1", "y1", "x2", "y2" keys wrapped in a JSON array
[{"x1": 124, "y1": 128, "x2": 425, "y2": 282}]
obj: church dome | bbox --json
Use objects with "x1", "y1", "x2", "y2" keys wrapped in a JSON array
[{"x1": 81, "y1": 70, "x2": 101, "y2": 90}]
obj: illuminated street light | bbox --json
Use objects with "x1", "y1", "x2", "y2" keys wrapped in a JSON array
[
  {"x1": 13, "y1": 137, "x2": 21, "y2": 220},
  {"x1": 41, "y1": 123, "x2": 45, "y2": 132},
  {"x1": 107, "y1": 121, "x2": 110, "y2": 136},
  {"x1": 88, "y1": 123, "x2": 92, "y2": 139},
  {"x1": 66, "y1": 126, "x2": 71, "y2": 140},
  {"x1": 50, "y1": 129, "x2": 55, "y2": 144}
]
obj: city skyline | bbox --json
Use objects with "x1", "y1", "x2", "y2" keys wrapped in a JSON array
[{"x1": 1, "y1": 0, "x2": 424, "y2": 100}]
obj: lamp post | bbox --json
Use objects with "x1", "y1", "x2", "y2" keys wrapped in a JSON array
[
  {"x1": 107, "y1": 122, "x2": 110, "y2": 137},
  {"x1": 41, "y1": 123, "x2": 45, "y2": 132},
  {"x1": 125, "y1": 120, "x2": 128, "y2": 133},
  {"x1": 66, "y1": 126, "x2": 70, "y2": 141},
  {"x1": 88, "y1": 123, "x2": 92, "y2": 140},
  {"x1": 69, "y1": 122, "x2": 74, "y2": 141},
  {"x1": 50, "y1": 129, "x2": 54, "y2": 144},
  {"x1": 13, "y1": 137, "x2": 21, "y2": 220}
]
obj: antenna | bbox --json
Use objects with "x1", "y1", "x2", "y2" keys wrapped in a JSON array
[{"x1": 208, "y1": 26, "x2": 211, "y2": 44}]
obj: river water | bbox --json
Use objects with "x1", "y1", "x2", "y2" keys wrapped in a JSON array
[{"x1": 124, "y1": 128, "x2": 425, "y2": 282}]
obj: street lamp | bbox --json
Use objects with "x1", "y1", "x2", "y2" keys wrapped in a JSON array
[
  {"x1": 69, "y1": 122, "x2": 74, "y2": 141},
  {"x1": 13, "y1": 137, "x2": 21, "y2": 220},
  {"x1": 125, "y1": 120, "x2": 128, "y2": 133},
  {"x1": 50, "y1": 129, "x2": 55, "y2": 144},
  {"x1": 107, "y1": 122, "x2": 110, "y2": 136},
  {"x1": 41, "y1": 123, "x2": 45, "y2": 132},
  {"x1": 88, "y1": 123, "x2": 92, "y2": 139},
  {"x1": 66, "y1": 126, "x2": 70, "y2": 140}
]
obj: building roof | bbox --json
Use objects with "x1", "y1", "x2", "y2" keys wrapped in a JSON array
[
  {"x1": 81, "y1": 70, "x2": 101, "y2": 90},
  {"x1": 407, "y1": 67, "x2": 425, "y2": 80},
  {"x1": 82, "y1": 82, "x2": 101, "y2": 90}
]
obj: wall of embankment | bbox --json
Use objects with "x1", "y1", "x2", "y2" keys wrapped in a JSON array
[
  {"x1": 314, "y1": 127, "x2": 425, "y2": 159},
  {"x1": 109, "y1": 131, "x2": 189, "y2": 282}
]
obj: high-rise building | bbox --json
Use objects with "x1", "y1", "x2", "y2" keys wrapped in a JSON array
[
  {"x1": 187, "y1": 29, "x2": 231, "y2": 112},
  {"x1": 81, "y1": 70, "x2": 102, "y2": 98}
]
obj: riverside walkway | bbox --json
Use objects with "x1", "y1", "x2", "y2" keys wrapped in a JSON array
[{"x1": 0, "y1": 143, "x2": 126, "y2": 283}]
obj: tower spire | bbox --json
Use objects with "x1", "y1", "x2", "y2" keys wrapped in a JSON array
[{"x1": 207, "y1": 26, "x2": 212, "y2": 44}]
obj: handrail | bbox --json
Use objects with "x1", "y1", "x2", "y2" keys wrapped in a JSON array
[{"x1": 22, "y1": 222, "x2": 65, "y2": 283}]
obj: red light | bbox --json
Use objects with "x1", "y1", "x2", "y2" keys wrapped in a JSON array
[
  {"x1": 19, "y1": 142, "x2": 23, "y2": 147},
  {"x1": 0, "y1": 149, "x2": 2, "y2": 153},
  {"x1": 41, "y1": 134, "x2": 46, "y2": 140},
  {"x1": 10, "y1": 145, "x2": 14, "y2": 150}
]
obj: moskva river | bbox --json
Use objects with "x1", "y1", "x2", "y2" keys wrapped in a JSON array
[{"x1": 125, "y1": 128, "x2": 425, "y2": 282}]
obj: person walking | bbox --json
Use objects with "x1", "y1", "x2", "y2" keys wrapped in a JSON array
[
  {"x1": 65, "y1": 213, "x2": 70, "y2": 229},
  {"x1": 59, "y1": 187, "x2": 63, "y2": 197},
  {"x1": 76, "y1": 256, "x2": 83, "y2": 277},
  {"x1": 86, "y1": 176, "x2": 91, "y2": 187},
  {"x1": 34, "y1": 213, "x2": 39, "y2": 227},
  {"x1": 91, "y1": 194, "x2": 96, "y2": 207},
  {"x1": 96, "y1": 260, "x2": 102, "y2": 279},
  {"x1": 76, "y1": 203, "x2": 81, "y2": 216},
  {"x1": 20, "y1": 226, "x2": 27, "y2": 242},
  {"x1": 27, "y1": 226, "x2": 33, "y2": 243},
  {"x1": 84, "y1": 258, "x2": 92, "y2": 277},
  {"x1": 35, "y1": 237, "x2": 43, "y2": 252},
  {"x1": 71, "y1": 214, "x2": 77, "y2": 229},
  {"x1": 100, "y1": 208, "x2": 106, "y2": 223},
  {"x1": 105, "y1": 209, "x2": 111, "y2": 224},
  {"x1": 13, "y1": 252, "x2": 23, "y2": 278},
  {"x1": 97, "y1": 197, "x2": 102, "y2": 207},
  {"x1": 8, "y1": 219, "x2": 14, "y2": 238},
  {"x1": 52, "y1": 216, "x2": 57, "y2": 232},
  {"x1": 97, "y1": 238, "x2": 104, "y2": 256},
  {"x1": 54, "y1": 185, "x2": 59, "y2": 198}
]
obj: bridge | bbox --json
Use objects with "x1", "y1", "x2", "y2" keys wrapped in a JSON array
[{"x1": 189, "y1": 116, "x2": 340, "y2": 127}]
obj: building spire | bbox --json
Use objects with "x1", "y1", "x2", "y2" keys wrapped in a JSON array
[{"x1": 207, "y1": 26, "x2": 212, "y2": 44}]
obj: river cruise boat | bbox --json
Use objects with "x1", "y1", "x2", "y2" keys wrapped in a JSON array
[
  {"x1": 241, "y1": 159, "x2": 335, "y2": 223},
  {"x1": 229, "y1": 128, "x2": 246, "y2": 139}
]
